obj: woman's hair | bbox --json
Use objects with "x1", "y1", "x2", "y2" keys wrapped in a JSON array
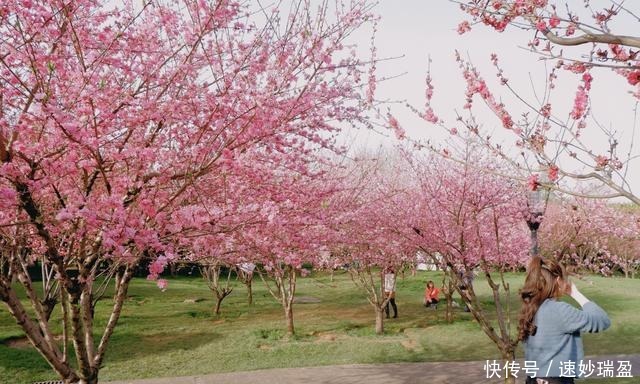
[
  {"x1": 517, "y1": 256, "x2": 568, "y2": 341},
  {"x1": 427, "y1": 280, "x2": 435, "y2": 289}
]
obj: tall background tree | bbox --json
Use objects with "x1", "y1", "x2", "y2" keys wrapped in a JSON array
[
  {"x1": 330, "y1": 153, "x2": 415, "y2": 335},
  {"x1": 406, "y1": 152, "x2": 529, "y2": 383}
]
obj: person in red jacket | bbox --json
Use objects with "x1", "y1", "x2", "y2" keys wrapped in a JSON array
[{"x1": 423, "y1": 280, "x2": 440, "y2": 309}]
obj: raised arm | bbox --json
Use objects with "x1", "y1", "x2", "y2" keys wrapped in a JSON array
[{"x1": 558, "y1": 282, "x2": 611, "y2": 334}]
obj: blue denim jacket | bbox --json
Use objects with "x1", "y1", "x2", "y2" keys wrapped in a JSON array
[{"x1": 525, "y1": 299, "x2": 610, "y2": 378}]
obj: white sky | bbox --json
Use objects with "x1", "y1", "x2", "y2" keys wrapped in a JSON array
[{"x1": 343, "y1": 0, "x2": 640, "y2": 200}]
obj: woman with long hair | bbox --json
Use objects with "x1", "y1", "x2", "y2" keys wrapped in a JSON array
[
  {"x1": 518, "y1": 256, "x2": 610, "y2": 384},
  {"x1": 423, "y1": 280, "x2": 440, "y2": 309}
]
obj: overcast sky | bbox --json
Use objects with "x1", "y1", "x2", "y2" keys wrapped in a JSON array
[{"x1": 343, "y1": 1, "x2": 640, "y2": 199}]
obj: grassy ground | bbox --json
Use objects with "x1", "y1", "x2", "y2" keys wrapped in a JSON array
[{"x1": 0, "y1": 271, "x2": 638, "y2": 383}]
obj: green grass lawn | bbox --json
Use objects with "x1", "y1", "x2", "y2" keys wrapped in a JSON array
[{"x1": 1, "y1": 271, "x2": 639, "y2": 383}]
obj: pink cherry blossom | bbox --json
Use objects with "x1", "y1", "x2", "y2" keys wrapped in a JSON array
[
  {"x1": 527, "y1": 174, "x2": 539, "y2": 191},
  {"x1": 457, "y1": 21, "x2": 472, "y2": 34},
  {"x1": 565, "y1": 62, "x2": 587, "y2": 74},
  {"x1": 388, "y1": 114, "x2": 406, "y2": 139},
  {"x1": 595, "y1": 155, "x2": 609, "y2": 168},
  {"x1": 570, "y1": 86, "x2": 588, "y2": 120},
  {"x1": 547, "y1": 165, "x2": 559, "y2": 182},
  {"x1": 423, "y1": 69, "x2": 439, "y2": 123},
  {"x1": 157, "y1": 279, "x2": 168, "y2": 291},
  {"x1": 627, "y1": 71, "x2": 640, "y2": 86},
  {"x1": 540, "y1": 103, "x2": 552, "y2": 117},
  {"x1": 424, "y1": 108, "x2": 439, "y2": 123}
]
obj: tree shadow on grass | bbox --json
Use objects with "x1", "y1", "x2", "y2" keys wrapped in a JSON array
[
  {"x1": 0, "y1": 342, "x2": 53, "y2": 382},
  {"x1": 105, "y1": 330, "x2": 221, "y2": 363},
  {"x1": 0, "y1": 329, "x2": 220, "y2": 380}
]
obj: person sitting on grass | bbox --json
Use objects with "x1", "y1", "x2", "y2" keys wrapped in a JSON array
[
  {"x1": 519, "y1": 256, "x2": 610, "y2": 384},
  {"x1": 423, "y1": 280, "x2": 440, "y2": 309}
]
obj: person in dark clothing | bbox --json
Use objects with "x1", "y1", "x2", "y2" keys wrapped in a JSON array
[
  {"x1": 457, "y1": 269, "x2": 474, "y2": 312},
  {"x1": 384, "y1": 269, "x2": 397, "y2": 318}
]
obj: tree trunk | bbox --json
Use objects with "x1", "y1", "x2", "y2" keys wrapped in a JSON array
[
  {"x1": 212, "y1": 289, "x2": 232, "y2": 315},
  {"x1": 246, "y1": 279, "x2": 253, "y2": 305},
  {"x1": 530, "y1": 228, "x2": 539, "y2": 256},
  {"x1": 170, "y1": 263, "x2": 177, "y2": 278},
  {"x1": 502, "y1": 349, "x2": 516, "y2": 384},
  {"x1": 257, "y1": 265, "x2": 296, "y2": 337},
  {"x1": 77, "y1": 374, "x2": 99, "y2": 384},
  {"x1": 202, "y1": 263, "x2": 233, "y2": 315},
  {"x1": 284, "y1": 303, "x2": 294, "y2": 336},
  {"x1": 93, "y1": 266, "x2": 133, "y2": 369},
  {"x1": 214, "y1": 297, "x2": 223, "y2": 315},
  {"x1": 374, "y1": 306, "x2": 384, "y2": 335},
  {"x1": 442, "y1": 273, "x2": 454, "y2": 323},
  {"x1": 42, "y1": 297, "x2": 57, "y2": 322}
]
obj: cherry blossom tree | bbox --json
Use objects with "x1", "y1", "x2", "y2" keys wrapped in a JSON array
[
  {"x1": 407, "y1": 152, "x2": 530, "y2": 383},
  {"x1": 172, "y1": 169, "x2": 259, "y2": 315},
  {"x1": 323, "y1": 150, "x2": 418, "y2": 335},
  {"x1": 0, "y1": 0, "x2": 377, "y2": 382},
  {"x1": 235, "y1": 262, "x2": 256, "y2": 305},
  {"x1": 200, "y1": 261, "x2": 234, "y2": 315},
  {"x1": 237, "y1": 171, "x2": 344, "y2": 337},
  {"x1": 339, "y1": 243, "x2": 413, "y2": 334},
  {"x1": 335, "y1": 181, "x2": 414, "y2": 334},
  {"x1": 540, "y1": 198, "x2": 640, "y2": 277},
  {"x1": 316, "y1": 246, "x2": 344, "y2": 282},
  {"x1": 172, "y1": 139, "x2": 358, "y2": 331}
]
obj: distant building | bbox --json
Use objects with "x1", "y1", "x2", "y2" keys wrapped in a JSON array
[{"x1": 416, "y1": 250, "x2": 442, "y2": 271}]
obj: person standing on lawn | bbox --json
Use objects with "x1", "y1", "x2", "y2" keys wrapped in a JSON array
[
  {"x1": 384, "y1": 268, "x2": 398, "y2": 319},
  {"x1": 518, "y1": 256, "x2": 611, "y2": 384}
]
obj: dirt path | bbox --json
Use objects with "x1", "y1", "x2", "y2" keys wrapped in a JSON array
[{"x1": 105, "y1": 354, "x2": 640, "y2": 384}]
